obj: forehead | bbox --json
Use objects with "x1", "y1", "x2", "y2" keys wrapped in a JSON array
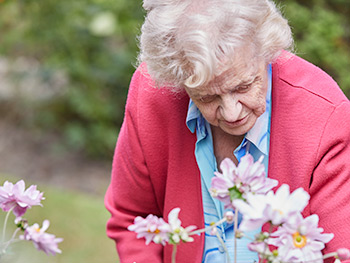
[{"x1": 186, "y1": 55, "x2": 265, "y2": 97}]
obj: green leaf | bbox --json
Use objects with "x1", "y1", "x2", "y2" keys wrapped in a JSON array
[{"x1": 228, "y1": 186, "x2": 243, "y2": 201}]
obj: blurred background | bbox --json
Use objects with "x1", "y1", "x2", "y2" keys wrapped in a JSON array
[{"x1": 0, "y1": 0, "x2": 349, "y2": 262}]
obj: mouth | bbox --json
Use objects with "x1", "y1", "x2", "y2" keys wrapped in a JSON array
[{"x1": 223, "y1": 114, "x2": 249, "y2": 128}]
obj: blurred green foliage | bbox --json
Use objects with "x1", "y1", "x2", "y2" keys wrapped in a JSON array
[
  {"x1": 0, "y1": 0, "x2": 144, "y2": 158},
  {"x1": 276, "y1": 0, "x2": 350, "y2": 98},
  {"x1": 0, "y1": 0, "x2": 349, "y2": 158}
]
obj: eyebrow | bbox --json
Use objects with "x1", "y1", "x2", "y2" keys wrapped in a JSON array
[
  {"x1": 189, "y1": 75, "x2": 261, "y2": 99},
  {"x1": 226, "y1": 76, "x2": 259, "y2": 92}
]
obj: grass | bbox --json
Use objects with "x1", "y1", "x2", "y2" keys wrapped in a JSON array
[{"x1": 0, "y1": 177, "x2": 119, "y2": 263}]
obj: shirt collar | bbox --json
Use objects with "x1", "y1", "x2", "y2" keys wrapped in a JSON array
[
  {"x1": 245, "y1": 64, "x2": 272, "y2": 155},
  {"x1": 186, "y1": 64, "x2": 272, "y2": 155},
  {"x1": 186, "y1": 99, "x2": 207, "y2": 138}
]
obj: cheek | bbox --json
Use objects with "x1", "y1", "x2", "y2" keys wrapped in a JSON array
[
  {"x1": 240, "y1": 89, "x2": 266, "y2": 115},
  {"x1": 196, "y1": 103, "x2": 219, "y2": 124},
  {"x1": 253, "y1": 95, "x2": 266, "y2": 116}
]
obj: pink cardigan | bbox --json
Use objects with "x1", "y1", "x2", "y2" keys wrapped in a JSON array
[{"x1": 105, "y1": 51, "x2": 350, "y2": 263}]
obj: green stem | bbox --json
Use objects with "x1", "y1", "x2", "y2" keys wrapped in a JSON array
[
  {"x1": 2, "y1": 228, "x2": 21, "y2": 253},
  {"x1": 190, "y1": 217, "x2": 227, "y2": 236},
  {"x1": 234, "y1": 210, "x2": 238, "y2": 263},
  {"x1": 171, "y1": 244, "x2": 177, "y2": 263},
  {"x1": 254, "y1": 251, "x2": 338, "y2": 263},
  {"x1": 214, "y1": 229, "x2": 231, "y2": 263},
  {"x1": 2, "y1": 207, "x2": 14, "y2": 244}
]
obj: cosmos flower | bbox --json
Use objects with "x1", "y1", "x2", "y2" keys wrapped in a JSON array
[
  {"x1": 210, "y1": 154, "x2": 278, "y2": 209},
  {"x1": 235, "y1": 155, "x2": 277, "y2": 196},
  {"x1": 268, "y1": 213, "x2": 334, "y2": 263},
  {"x1": 21, "y1": 220, "x2": 63, "y2": 255},
  {"x1": 167, "y1": 208, "x2": 196, "y2": 244},
  {"x1": 234, "y1": 184, "x2": 310, "y2": 231},
  {"x1": 0, "y1": 180, "x2": 44, "y2": 217},
  {"x1": 128, "y1": 208, "x2": 197, "y2": 246},
  {"x1": 128, "y1": 214, "x2": 171, "y2": 245},
  {"x1": 263, "y1": 184, "x2": 310, "y2": 226}
]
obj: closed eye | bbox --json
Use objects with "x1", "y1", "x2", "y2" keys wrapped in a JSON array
[
  {"x1": 235, "y1": 76, "x2": 261, "y2": 93},
  {"x1": 199, "y1": 95, "x2": 217, "y2": 103},
  {"x1": 236, "y1": 85, "x2": 251, "y2": 93}
]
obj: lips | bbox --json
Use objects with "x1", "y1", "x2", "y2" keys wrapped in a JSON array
[{"x1": 223, "y1": 114, "x2": 249, "y2": 128}]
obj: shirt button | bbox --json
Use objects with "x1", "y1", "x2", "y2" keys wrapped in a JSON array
[{"x1": 218, "y1": 245, "x2": 225, "y2": 253}]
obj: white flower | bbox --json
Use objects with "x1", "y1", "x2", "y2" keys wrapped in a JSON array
[
  {"x1": 234, "y1": 184, "x2": 310, "y2": 231},
  {"x1": 167, "y1": 208, "x2": 196, "y2": 244},
  {"x1": 233, "y1": 193, "x2": 269, "y2": 231},
  {"x1": 264, "y1": 184, "x2": 310, "y2": 226}
]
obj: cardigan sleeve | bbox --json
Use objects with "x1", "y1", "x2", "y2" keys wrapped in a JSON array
[
  {"x1": 309, "y1": 100, "x2": 350, "y2": 263},
  {"x1": 105, "y1": 69, "x2": 163, "y2": 263}
]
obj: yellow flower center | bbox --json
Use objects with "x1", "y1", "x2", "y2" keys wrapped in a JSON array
[
  {"x1": 274, "y1": 209, "x2": 284, "y2": 215},
  {"x1": 148, "y1": 228, "x2": 160, "y2": 234},
  {"x1": 35, "y1": 227, "x2": 41, "y2": 233},
  {"x1": 292, "y1": 232, "x2": 307, "y2": 248}
]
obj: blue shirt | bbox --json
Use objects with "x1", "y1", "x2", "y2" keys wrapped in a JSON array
[{"x1": 185, "y1": 65, "x2": 272, "y2": 263}]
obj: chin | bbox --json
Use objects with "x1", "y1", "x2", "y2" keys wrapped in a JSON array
[{"x1": 220, "y1": 118, "x2": 256, "y2": 136}]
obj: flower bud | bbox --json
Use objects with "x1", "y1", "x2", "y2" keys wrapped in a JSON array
[
  {"x1": 224, "y1": 211, "x2": 235, "y2": 224},
  {"x1": 235, "y1": 230, "x2": 244, "y2": 239},
  {"x1": 337, "y1": 248, "x2": 350, "y2": 261},
  {"x1": 210, "y1": 227, "x2": 217, "y2": 236}
]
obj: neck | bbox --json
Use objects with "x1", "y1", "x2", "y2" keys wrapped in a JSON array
[{"x1": 211, "y1": 125, "x2": 244, "y2": 167}]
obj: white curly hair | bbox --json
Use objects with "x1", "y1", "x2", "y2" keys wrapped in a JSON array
[{"x1": 138, "y1": 0, "x2": 293, "y2": 90}]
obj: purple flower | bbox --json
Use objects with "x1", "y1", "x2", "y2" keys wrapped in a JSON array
[
  {"x1": 128, "y1": 214, "x2": 171, "y2": 245},
  {"x1": 268, "y1": 213, "x2": 334, "y2": 263},
  {"x1": 210, "y1": 154, "x2": 278, "y2": 209},
  {"x1": 21, "y1": 220, "x2": 63, "y2": 255},
  {"x1": 0, "y1": 180, "x2": 44, "y2": 217}
]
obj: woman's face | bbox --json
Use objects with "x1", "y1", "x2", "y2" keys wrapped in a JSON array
[{"x1": 185, "y1": 56, "x2": 268, "y2": 137}]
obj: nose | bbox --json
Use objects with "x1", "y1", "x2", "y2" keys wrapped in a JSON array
[{"x1": 219, "y1": 94, "x2": 242, "y2": 122}]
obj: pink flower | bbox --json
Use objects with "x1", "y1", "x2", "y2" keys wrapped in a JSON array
[
  {"x1": 268, "y1": 213, "x2": 334, "y2": 263},
  {"x1": 0, "y1": 180, "x2": 44, "y2": 217},
  {"x1": 210, "y1": 158, "x2": 236, "y2": 208},
  {"x1": 21, "y1": 220, "x2": 63, "y2": 255},
  {"x1": 247, "y1": 241, "x2": 271, "y2": 256},
  {"x1": 210, "y1": 155, "x2": 278, "y2": 209},
  {"x1": 128, "y1": 208, "x2": 197, "y2": 245},
  {"x1": 236, "y1": 155, "x2": 277, "y2": 196},
  {"x1": 128, "y1": 214, "x2": 171, "y2": 245}
]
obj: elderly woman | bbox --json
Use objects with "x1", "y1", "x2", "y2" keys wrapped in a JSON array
[{"x1": 105, "y1": 0, "x2": 350, "y2": 262}]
